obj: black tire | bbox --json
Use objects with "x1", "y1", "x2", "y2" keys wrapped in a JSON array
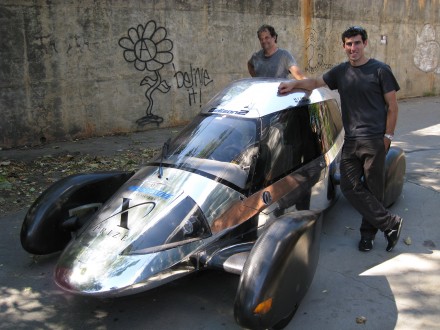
[{"x1": 384, "y1": 147, "x2": 406, "y2": 207}]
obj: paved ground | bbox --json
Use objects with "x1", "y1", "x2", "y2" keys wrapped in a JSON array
[{"x1": 0, "y1": 96, "x2": 439, "y2": 329}]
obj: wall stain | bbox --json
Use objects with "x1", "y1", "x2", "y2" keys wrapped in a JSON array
[
  {"x1": 413, "y1": 24, "x2": 440, "y2": 74},
  {"x1": 302, "y1": 0, "x2": 312, "y2": 68}
]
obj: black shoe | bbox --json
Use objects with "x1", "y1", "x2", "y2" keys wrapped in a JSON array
[
  {"x1": 384, "y1": 218, "x2": 403, "y2": 252},
  {"x1": 358, "y1": 238, "x2": 374, "y2": 252}
]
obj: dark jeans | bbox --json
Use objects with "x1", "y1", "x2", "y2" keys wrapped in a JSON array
[{"x1": 340, "y1": 138, "x2": 399, "y2": 239}]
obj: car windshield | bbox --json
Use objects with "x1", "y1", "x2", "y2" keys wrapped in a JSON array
[{"x1": 160, "y1": 114, "x2": 259, "y2": 190}]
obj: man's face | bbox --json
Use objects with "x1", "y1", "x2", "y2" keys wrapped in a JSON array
[
  {"x1": 343, "y1": 34, "x2": 367, "y2": 63},
  {"x1": 258, "y1": 30, "x2": 276, "y2": 52}
]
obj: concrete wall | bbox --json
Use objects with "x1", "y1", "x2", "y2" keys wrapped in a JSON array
[{"x1": 1, "y1": 0, "x2": 439, "y2": 149}]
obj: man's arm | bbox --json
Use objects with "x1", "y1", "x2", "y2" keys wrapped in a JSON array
[
  {"x1": 278, "y1": 76, "x2": 327, "y2": 94},
  {"x1": 383, "y1": 90, "x2": 399, "y2": 150},
  {"x1": 248, "y1": 60, "x2": 256, "y2": 77},
  {"x1": 288, "y1": 65, "x2": 307, "y2": 80}
]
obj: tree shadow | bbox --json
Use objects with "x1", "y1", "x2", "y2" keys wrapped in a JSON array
[{"x1": 290, "y1": 183, "x2": 440, "y2": 330}]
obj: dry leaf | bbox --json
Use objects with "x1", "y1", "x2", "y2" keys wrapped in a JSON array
[{"x1": 356, "y1": 316, "x2": 367, "y2": 324}]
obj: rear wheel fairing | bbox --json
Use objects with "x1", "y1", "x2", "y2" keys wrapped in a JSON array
[{"x1": 234, "y1": 211, "x2": 322, "y2": 329}]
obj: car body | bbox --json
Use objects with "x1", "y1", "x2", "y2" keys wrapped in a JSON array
[{"x1": 20, "y1": 78, "x2": 405, "y2": 329}]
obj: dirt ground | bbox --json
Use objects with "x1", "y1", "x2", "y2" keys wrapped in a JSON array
[{"x1": 0, "y1": 146, "x2": 160, "y2": 216}]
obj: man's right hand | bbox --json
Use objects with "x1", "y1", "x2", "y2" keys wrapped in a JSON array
[
  {"x1": 278, "y1": 81, "x2": 296, "y2": 94},
  {"x1": 278, "y1": 77, "x2": 326, "y2": 95}
]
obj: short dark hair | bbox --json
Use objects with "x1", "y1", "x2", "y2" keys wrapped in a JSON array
[
  {"x1": 257, "y1": 24, "x2": 278, "y2": 43},
  {"x1": 341, "y1": 26, "x2": 368, "y2": 43}
]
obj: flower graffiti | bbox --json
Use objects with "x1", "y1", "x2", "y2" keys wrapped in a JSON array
[{"x1": 119, "y1": 20, "x2": 174, "y2": 125}]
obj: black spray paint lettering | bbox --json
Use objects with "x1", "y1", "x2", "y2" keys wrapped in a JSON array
[
  {"x1": 188, "y1": 88, "x2": 202, "y2": 106},
  {"x1": 173, "y1": 63, "x2": 213, "y2": 106},
  {"x1": 173, "y1": 63, "x2": 213, "y2": 88}
]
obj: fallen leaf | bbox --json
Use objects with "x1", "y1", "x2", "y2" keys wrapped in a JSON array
[
  {"x1": 423, "y1": 240, "x2": 436, "y2": 249},
  {"x1": 356, "y1": 316, "x2": 367, "y2": 324}
]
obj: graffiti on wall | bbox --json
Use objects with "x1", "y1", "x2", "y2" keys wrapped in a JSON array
[
  {"x1": 119, "y1": 20, "x2": 174, "y2": 126},
  {"x1": 34, "y1": 35, "x2": 58, "y2": 54},
  {"x1": 66, "y1": 34, "x2": 91, "y2": 54},
  {"x1": 172, "y1": 63, "x2": 213, "y2": 106},
  {"x1": 119, "y1": 20, "x2": 214, "y2": 126},
  {"x1": 33, "y1": 34, "x2": 93, "y2": 56},
  {"x1": 304, "y1": 28, "x2": 335, "y2": 74},
  {"x1": 413, "y1": 24, "x2": 440, "y2": 74}
]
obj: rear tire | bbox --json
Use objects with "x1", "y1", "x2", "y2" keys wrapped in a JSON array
[{"x1": 384, "y1": 147, "x2": 406, "y2": 207}]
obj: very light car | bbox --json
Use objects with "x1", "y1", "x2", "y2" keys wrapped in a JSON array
[{"x1": 21, "y1": 78, "x2": 405, "y2": 329}]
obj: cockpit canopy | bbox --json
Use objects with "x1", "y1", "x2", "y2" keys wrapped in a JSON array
[{"x1": 157, "y1": 79, "x2": 343, "y2": 194}]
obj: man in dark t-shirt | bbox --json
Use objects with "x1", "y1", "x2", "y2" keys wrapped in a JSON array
[{"x1": 278, "y1": 26, "x2": 403, "y2": 253}]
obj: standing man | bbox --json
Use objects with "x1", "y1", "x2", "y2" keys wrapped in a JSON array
[
  {"x1": 278, "y1": 26, "x2": 403, "y2": 252},
  {"x1": 248, "y1": 24, "x2": 306, "y2": 79}
]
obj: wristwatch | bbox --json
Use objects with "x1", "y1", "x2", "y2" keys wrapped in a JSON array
[{"x1": 384, "y1": 133, "x2": 394, "y2": 141}]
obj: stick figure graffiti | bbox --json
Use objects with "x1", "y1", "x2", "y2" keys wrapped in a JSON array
[{"x1": 119, "y1": 20, "x2": 174, "y2": 126}]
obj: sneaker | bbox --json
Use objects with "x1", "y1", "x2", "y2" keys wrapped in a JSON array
[
  {"x1": 384, "y1": 218, "x2": 403, "y2": 252},
  {"x1": 359, "y1": 238, "x2": 374, "y2": 252}
]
